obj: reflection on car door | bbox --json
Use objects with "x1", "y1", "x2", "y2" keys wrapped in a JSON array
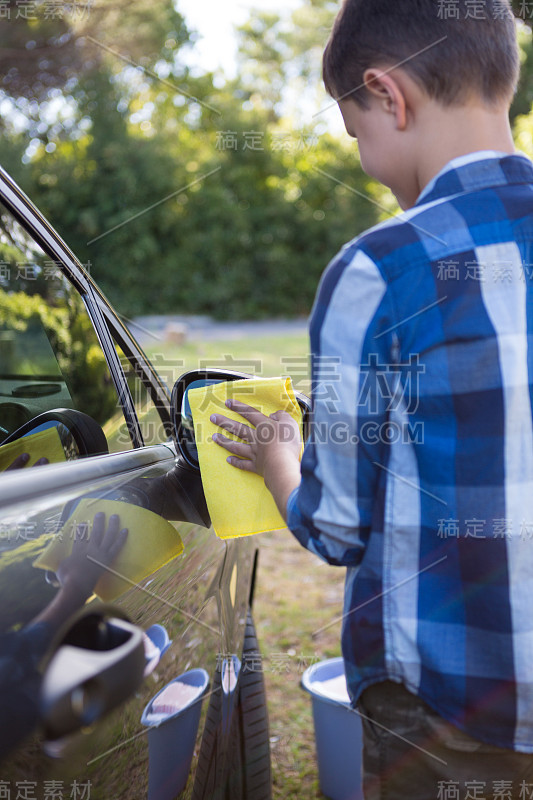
[{"x1": 0, "y1": 196, "x2": 254, "y2": 798}]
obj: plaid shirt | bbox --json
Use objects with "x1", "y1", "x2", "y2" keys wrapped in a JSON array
[{"x1": 287, "y1": 151, "x2": 533, "y2": 751}]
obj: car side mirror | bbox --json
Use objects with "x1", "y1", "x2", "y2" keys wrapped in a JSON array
[
  {"x1": 171, "y1": 369, "x2": 311, "y2": 471},
  {"x1": 0, "y1": 408, "x2": 108, "y2": 464}
]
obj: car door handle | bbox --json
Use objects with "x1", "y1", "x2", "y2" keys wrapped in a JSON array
[{"x1": 40, "y1": 608, "x2": 145, "y2": 740}]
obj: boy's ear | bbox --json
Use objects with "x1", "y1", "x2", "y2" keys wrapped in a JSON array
[{"x1": 363, "y1": 68, "x2": 407, "y2": 131}]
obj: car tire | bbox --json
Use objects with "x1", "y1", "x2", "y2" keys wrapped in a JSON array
[{"x1": 192, "y1": 609, "x2": 272, "y2": 800}]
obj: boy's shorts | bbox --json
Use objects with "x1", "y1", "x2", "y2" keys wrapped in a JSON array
[{"x1": 358, "y1": 681, "x2": 533, "y2": 800}]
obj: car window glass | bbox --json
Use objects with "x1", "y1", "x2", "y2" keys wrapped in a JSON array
[
  {"x1": 114, "y1": 342, "x2": 169, "y2": 447},
  {"x1": 0, "y1": 204, "x2": 133, "y2": 461}
]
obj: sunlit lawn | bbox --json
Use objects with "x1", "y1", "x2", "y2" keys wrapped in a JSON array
[
  {"x1": 143, "y1": 332, "x2": 312, "y2": 396},
  {"x1": 255, "y1": 529, "x2": 343, "y2": 800}
]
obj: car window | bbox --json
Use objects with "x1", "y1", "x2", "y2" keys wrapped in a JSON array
[
  {"x1": 114, "y1": 341, "x2": 169, "y2": 447},
  {"x1": 0, "y1": 204, "x2": 134, "y2": 458}
]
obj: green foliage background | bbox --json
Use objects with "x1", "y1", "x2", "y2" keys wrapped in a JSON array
[{"x1": 1, "y1": 0, "x2": 533, "y2": 320}]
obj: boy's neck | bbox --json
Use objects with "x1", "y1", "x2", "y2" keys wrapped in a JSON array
[{"x1": 411, "y1": 100, "x2": 515, "y2": 206}]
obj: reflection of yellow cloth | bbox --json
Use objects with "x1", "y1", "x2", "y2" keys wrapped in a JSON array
[
  {"x1": 189, "y1": 377, "x2": 302, "y2": 539},
  {"x1": 0, "y1": 426, "x2": 66, "y2": 471},
  {"x1": 33, "y1": 498, "x2": 184, "y2": 602}
]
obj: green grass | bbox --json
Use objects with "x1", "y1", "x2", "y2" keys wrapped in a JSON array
[
  {"x1": 255, "y1": 530, "x2": 344, "y2": 799},
  {"x1": 146, "y1": 331, "x2": 345, "y2": 799},
  {"x1": 143, "y1": 333, "x2": 313, "y2": 396}
]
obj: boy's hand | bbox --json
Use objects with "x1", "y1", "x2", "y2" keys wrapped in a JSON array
[
  {"x1": 210, "y1": 399, "x2": 301, "y2": 477},
  {"x1": 33, "y1": 512, "x2": 128, "y2": 630},
  {"x1": 5, "y1": 453, "x2": 49, "y2": 470},
  {"x1": 210, "y1": 399, "x2": 302, "y2": 521},
  {"x1": 56, "y1": 512, "x2": 128, "y2": 601}
]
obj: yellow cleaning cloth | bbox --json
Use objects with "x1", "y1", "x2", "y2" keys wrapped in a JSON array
[
  {"x1": 0, "y1": 426, "x2": 66, "y2": 472},
  {"x1": 189, "y1": 377, "x2": 302, "y2": 539},
  {"x1": 33, "y1": 498, "x2": 184, "y2": 602}
]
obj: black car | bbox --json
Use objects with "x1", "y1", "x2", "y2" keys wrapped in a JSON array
[{"x1": 0, "y1": 164, "x2": 278, "y2": 800}]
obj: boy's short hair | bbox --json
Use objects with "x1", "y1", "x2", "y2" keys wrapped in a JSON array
[{"x1": 323, "y1": 0, "x2": 519, "y2": 108}]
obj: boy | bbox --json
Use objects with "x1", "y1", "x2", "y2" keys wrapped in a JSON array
[{"x1": 212, "y1": 1, "x2": 533, "y2": 795}]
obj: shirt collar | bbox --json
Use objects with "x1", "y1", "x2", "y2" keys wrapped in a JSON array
[{"x1": 415, "y1": 150, "x2": 533, "y2": 207}]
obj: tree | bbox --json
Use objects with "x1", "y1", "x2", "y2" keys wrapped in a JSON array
[
  {"x1": 510, "y1": 21, "x2": 533, "y2": 123},
  {"x1": 235, "y1": 0, "x2": 336, "y2": 120},
  {"x1": 0, "y1": 0, "x2": 189, "y2": 102}
]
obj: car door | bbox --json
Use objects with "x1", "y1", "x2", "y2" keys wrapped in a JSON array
[{"x1": 0, "y1": 167, "x2": 258, "y2": 799}]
